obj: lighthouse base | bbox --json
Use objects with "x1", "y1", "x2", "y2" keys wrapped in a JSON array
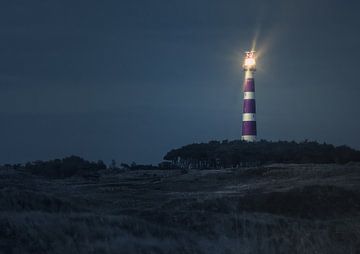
[{"x1": 242, "y1": 135, "x2": 256, "y2": 142}]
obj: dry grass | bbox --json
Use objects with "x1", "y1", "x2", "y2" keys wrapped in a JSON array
[{"x1": 1, "y1": 164, "x2": 360, "y2": 253}]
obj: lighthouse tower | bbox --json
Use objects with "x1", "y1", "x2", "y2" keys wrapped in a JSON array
[{"x1": 242, "y1": 51, "x2": 257, "y2": 142}]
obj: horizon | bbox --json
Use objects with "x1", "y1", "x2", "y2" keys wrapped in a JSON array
[{"x1": 3, "y1": 138, "x2": 360, "y2": 166}]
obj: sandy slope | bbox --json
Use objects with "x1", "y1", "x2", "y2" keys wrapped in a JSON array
[{"x1": 1, "y1": 164, "x2": 360, "y2": 254}]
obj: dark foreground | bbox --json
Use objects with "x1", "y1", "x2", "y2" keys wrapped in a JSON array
[{"x1": 1, "y1": 164, "x2": 360, "y2": 254}]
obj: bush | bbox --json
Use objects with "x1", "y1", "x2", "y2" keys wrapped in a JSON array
[{"x1": 23, "y1": 156, "x2": 107, "y2": 178}]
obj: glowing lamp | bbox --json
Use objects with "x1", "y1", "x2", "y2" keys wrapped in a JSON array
[{"x1": 243, "y1": 51, "x2": 256, "y2": 71}]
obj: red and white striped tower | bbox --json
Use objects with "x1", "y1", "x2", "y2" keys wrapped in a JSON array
[{"x1": 242, "y1": 51, "x2": 257, "y2": 142}]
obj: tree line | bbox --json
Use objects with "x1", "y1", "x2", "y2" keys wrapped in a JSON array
[
  {"x1": 0, "y1": 156, "x2": 107, "y2": 178},
  {"x1": 163, "y1": 140, "x2": 360, "y2": 169},
  {"x1": 1, "y1": 140, "x2": 360, "y2": 175},
  {"x1": 23, "y1": 156, "x2": 107, "y2": 177},
  {"x1": 0, "y1": 156, "x2": 160, "y2": 177}
]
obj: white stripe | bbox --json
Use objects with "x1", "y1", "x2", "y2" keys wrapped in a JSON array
[
  {"x1": 244, "y1": 92, "x2": 255, "y2": 99},
  {"x1": 243, "y1": 113, "x2": 256, "y2": 121},
  {"x1": 242, "y1": 135, "x2": 256, "y2": 142},
  {"x1": 245, "y1": 70, "x2": 254, "y2": 79}
]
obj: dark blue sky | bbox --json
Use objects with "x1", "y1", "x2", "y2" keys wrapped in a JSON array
[{"x1": 1, "y1": 0, "x2": 360, "y2": 164}]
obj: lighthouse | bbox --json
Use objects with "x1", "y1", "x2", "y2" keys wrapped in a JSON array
[{"x1": 242, "y1": 51, "x2": 257, "y2": 142}]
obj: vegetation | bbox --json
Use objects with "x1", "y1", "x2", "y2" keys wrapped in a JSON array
[
  {"x1": 2, "y1": 164, "x2": 360, "y2": 253},
  {"x1": 164, "y1": 140, "x2": 360, "y2": 169},
  {"x1": 121, "y1": 162, "x2": 159, "y2": 170},
  {"x1": 1, "y1": 140, "x2": 359, "y2": 176},
  {"x1": 22, "y1": 155, "x2": 107, "y2": 178},
  {"x1": 0, "y1": 156, "x2": 163, "y2": 177}
]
